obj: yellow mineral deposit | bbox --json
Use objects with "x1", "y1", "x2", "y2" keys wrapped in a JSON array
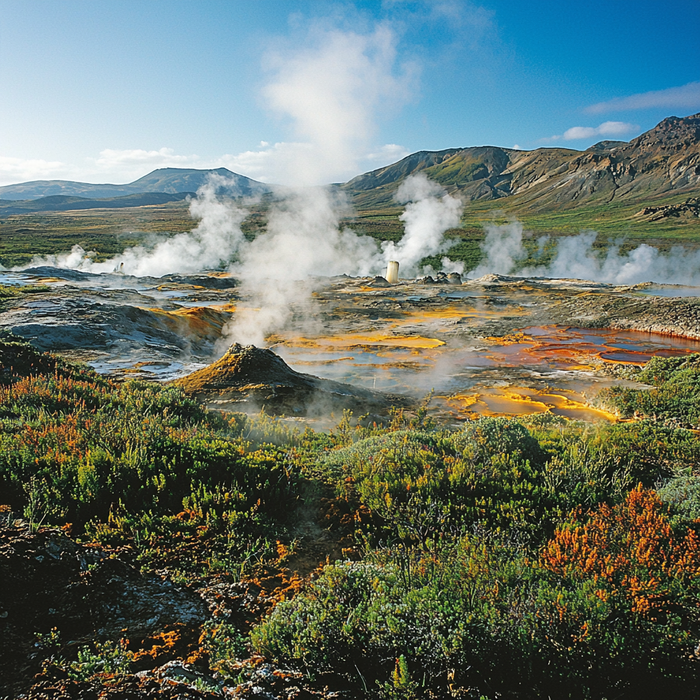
[
  {"x1": 144, "y1": 306, "x2": 232, "y2": 337},
  {"x1": 447, "y1": 386, "x2": 618, "y2": 422},
  {"x1": 224, "y1": 282, "x2": 700, "y2": 424},
  {"x1": 399, "y1": 307, "x2": 477, "y2": 322},
  {"x1": 284, "y1": 332, "x2": 445, "y2": 350}
]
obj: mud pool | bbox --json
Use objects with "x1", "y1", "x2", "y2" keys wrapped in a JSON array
[{"x1": 3, "y1": 267, "x2": 700, "y2": 424}]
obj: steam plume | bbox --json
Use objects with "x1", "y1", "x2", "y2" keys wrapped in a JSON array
[
  {"x1": 470, "y1": 222, "x2": 700, "y2": 286},
  {"x1": 223, "y1": 187, "x2": 380, "y2": 346},
  {"x1": 220, "y1": 173, "x2": 464, "y2": 346},
  {"x1": 22, "y1": 175, "x2": 249, "y2": 277},
  {"x1": 382, "y1": 174, "x2": 463, "y2": 276},
  {"x1": 261, "y1": 21, "x2": 415, "y2": 186}
]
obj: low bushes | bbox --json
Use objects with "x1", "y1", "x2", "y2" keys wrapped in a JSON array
[
  {"x1": 255, "y1": 487, "x2": 700, "y2": 698},
  {"x1": 4, "y1": 340, "x2": 700, "y2": 697}
]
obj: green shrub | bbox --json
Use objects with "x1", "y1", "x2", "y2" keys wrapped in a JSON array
[
  {"x1": 657, "y1": 475, "x2": 700, "y2": 521},
  {"x1": 254, "y1": 502, "x2": 700, "y2": 698},
  {"x1": 322, "y1": 420, "x2": 555, "y2": 546},
  {"x1": 598, "y1": 353, "x2": 700, "y2": 427},
  {"x1": 67, "y1": 639, "x2": 133, "y2": 681},
  {"x1": 0, "y1": 344, "x2": 304, "y2": 580}
]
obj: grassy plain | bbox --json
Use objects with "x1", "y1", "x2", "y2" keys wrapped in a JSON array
[
  {"x1": 0, "y1": 203, "x2": 191, "y2": 267},
  {"x1": 1, "y1": 192, "x2": 698, "y2": 270}
]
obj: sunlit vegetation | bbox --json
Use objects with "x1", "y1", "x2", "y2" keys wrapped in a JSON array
[
  {"x1": 3, "y1": 340, "x2": 700, "y2": 697},
  {"x1": 0, "y1": 337, "x2": 305, "y2": 582},
  {"x1": 597, "y1": 353, "x2": 700, "y2": 428}
]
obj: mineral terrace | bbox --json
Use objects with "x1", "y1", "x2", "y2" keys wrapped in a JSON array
[{"x1": 2, "y1": 266, "x2": 700, "y2": 424}]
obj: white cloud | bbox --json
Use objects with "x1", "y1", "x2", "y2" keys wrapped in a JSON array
[
  {"x1": 1, "y1": 16, "x2": 420, "y2": 189},
  {"x1": 88, "y1": 145, "x2": 287, "y2": 185},
  {"x1": 586, "y1": 81, "x2": 700, "y2": 114},
  {"x1": 0, "y1": 156, "x2": 67, "y2": 186},
  {"x1": 542, "y1": 121, "x2": 639, "y2": 143},
  {"x1": 91, "y1": 148, "x2": 200, "y2": 181},
  {"x1": 562, "y1": 121, "x2": 638, "y2": 140},
  {"x1": 190, "y1": 22, "x2": 418, "y2": 187},
  {"x1": 0, "y1": 148, "x2": 207, "y2": 187},
  {"x1": 363, "y1": 143, "x2": 410, "y2": 166},
  {"x1": 428, "y1": 0, "x2": 495, "y2": 35}
]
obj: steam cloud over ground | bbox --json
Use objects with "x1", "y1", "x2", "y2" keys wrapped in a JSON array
[
  {"x1": 224, "y1": 174, "x2": 463, "y2": 346},
  {"x1": 18, "y1": 173, "x2": 464, "y2": 347},
  {"x1": 472, "y1": 221, "x2": 700, "y2": 285},
  {"x1": 16, "y1": 180, "x2": 700, "y2": 350},
  {"x1": 19, "y1": 176, "x2": 249, "y2": 277}
]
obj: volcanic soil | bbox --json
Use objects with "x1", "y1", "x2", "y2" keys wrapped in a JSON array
[
  {"x1": 171, "y1": 342, "x2": 412, "y2": 418},
  {"x1": 0, "y1": 523, "x2": 333, "y2": 699}
]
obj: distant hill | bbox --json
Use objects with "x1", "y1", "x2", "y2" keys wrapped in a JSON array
[
  {"x1": 126, "y1": 168, "x2": 267, "y2": 198},
  {"x1": 342, "y1": 113, "x2": 700, "y2": 211},
  {"x1": 0, "y1": 167, "x2": 269, "y2": 201},
  {"x1": 0, "y1": 192, "x2": 193, "y2": 216}
]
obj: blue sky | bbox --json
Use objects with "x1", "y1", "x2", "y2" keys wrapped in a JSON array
[{"x1": 1, "y1": 0, "x2": 698, "y2": 186}]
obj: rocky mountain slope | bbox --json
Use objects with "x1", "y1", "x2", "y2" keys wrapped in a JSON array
[
  {"x1": 343, "y1": 113, "x2": 700, "y2": 211},
  {"x1": 2, "y1": 114, "x2": 698, "y2": 218}
]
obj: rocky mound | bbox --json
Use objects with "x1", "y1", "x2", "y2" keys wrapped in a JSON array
[
  {"x1": 172, "y1": 343, "x2": 412, "y2": 418},
  {"x1": 635, "y1": 197, "x2": 700, "y2": 221}
]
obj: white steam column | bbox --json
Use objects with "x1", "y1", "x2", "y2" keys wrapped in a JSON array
[{"x1": 386, "y1": 260, "x2": 399, "y2": 284}]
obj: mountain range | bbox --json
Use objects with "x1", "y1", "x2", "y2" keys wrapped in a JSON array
[
  {"x1": 1, "y1": 113, "x2": 698, "y2": 217},
  {"x1": 341, "y1": 113, "x2": 700, "y2": 212}
]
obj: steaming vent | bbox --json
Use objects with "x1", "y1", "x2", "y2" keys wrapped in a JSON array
[
  {"x1": 171, "y1": 343, "x2": 412, "y2": 417},
  {"x1": 386, "y1": 260, "x2": 399, "y2": 284}
]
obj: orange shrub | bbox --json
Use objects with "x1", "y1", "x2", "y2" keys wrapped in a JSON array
[{"x1": 542, "y1": 485, "x2": 700, "y2": 617}]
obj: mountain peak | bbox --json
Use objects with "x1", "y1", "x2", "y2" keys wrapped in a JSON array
[
  {"x1": 586, "y1": 140, "x2": 628, "y2": 153},
  {"x1": 629, "y1": 112, "x2": 700, "y2": 149}
]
